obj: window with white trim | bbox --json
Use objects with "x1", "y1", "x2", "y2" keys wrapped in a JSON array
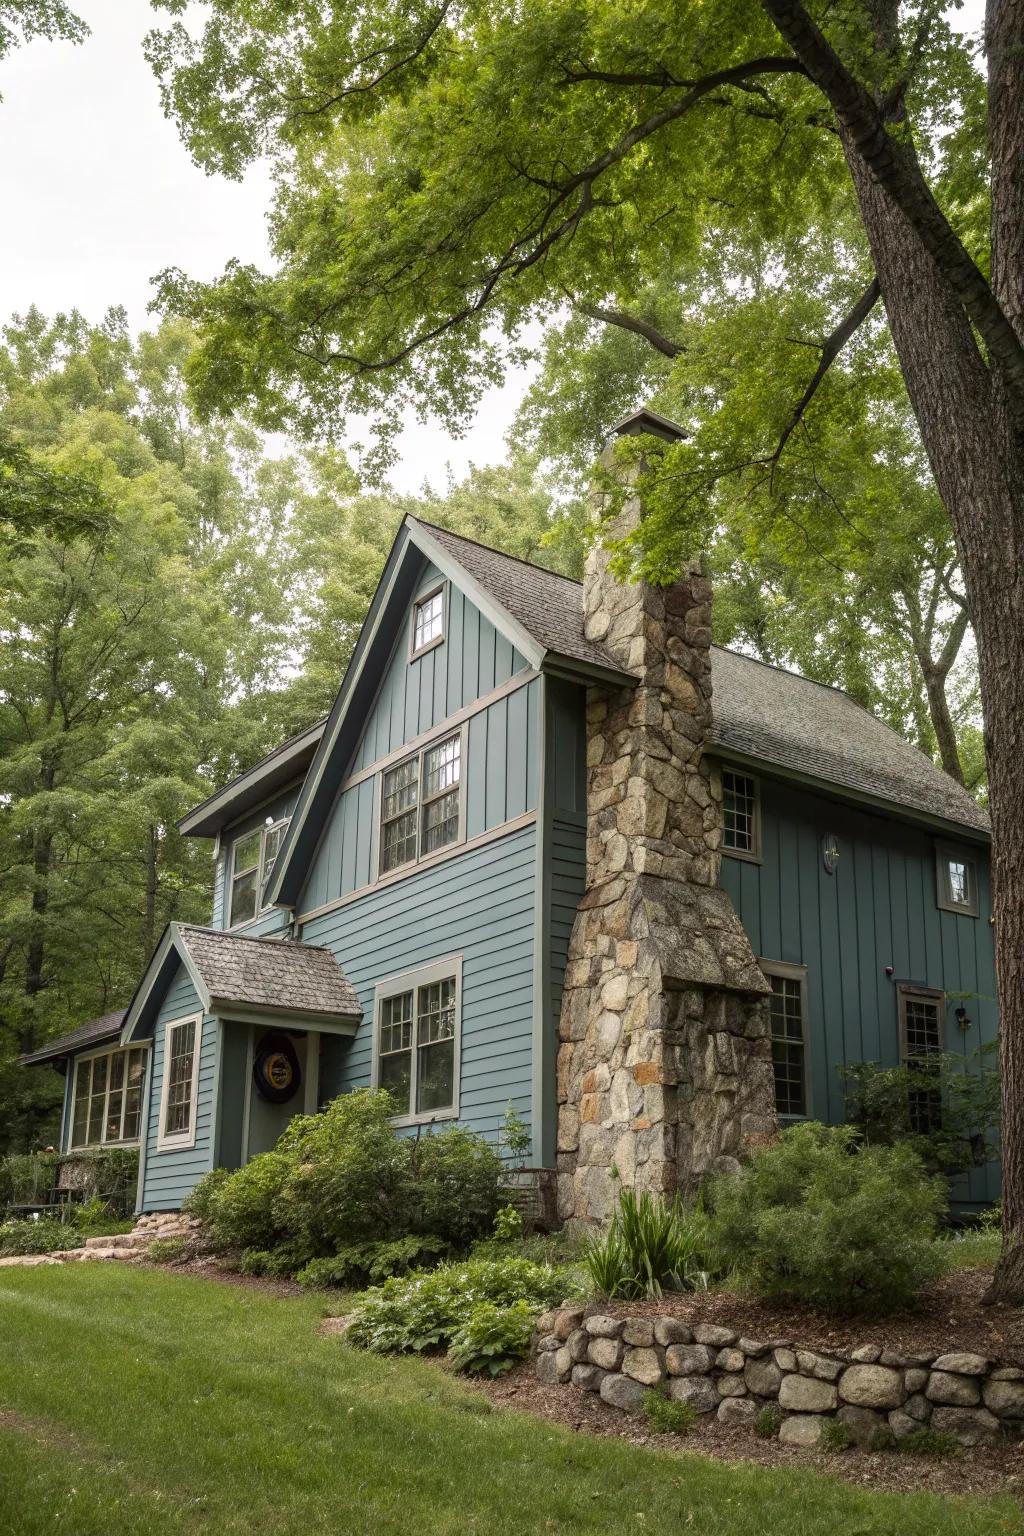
[
  {"x1": 412, "y1": 586, "x2": 445, "y2": 656},
  {"x1": 374, "y1": 959, "x2": 461, "y2": 1121},
  {"x1": 70, "y1": 1047, "x2": 148, "y2": 1149},
  {"x1": 228, "y1": 817, "x2": 289, "y2": 925},
  {"x1": 379, "y1": 731, "x2": 462, "y2": 875},
  {"x1": 761, "y1": 962, "x2": 808, "y2": 1118},
  {"x1": 935, "y1": 843, "x2": 979, "y2": 917},
  {"x1": 722, "y1": 770, "x2": 759, "y2": 858},
  {"x1": 158, "y1": 1015, "x2": 201, "y2": 1147}
]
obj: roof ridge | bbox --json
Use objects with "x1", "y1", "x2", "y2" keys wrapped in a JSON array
[{"x1": 410, "y1": 516, "x2": 584, "y2": 587}]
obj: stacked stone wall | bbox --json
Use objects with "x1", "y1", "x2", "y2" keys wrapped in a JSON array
[{"x1": 535, "y1": 1306, "x2": 1024, "y2": 1450}]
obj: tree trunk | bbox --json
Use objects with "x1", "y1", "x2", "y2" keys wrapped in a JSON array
[
  {"x1": 765, "y1": 0, "x2": 1024, "y2": 1299},
  {"x1": 921, "y1": 664, "x2": 965, "y2": 785},
  {"x1": 144, "y1": 823, "x2": 158, "y2": 955}
]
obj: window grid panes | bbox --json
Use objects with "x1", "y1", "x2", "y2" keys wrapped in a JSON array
[
  {"x1": 416, "y1": 978, "x2": 456, "y2": 1113},
  {"x1": 723, "y1": 771, "x2": 757, "y2": 854},
  {"x1": 378, "y1": 990, "x2": 414, "y2": 1106},
  {"x1": 768, "y1": 974, "x2": 806, "y2": 1117},
  {"x1": 413, "y1": 589, "x2": 444, "y2": 653},
  {"x1": 163, "y1": 1019, "x2": 197, "y2": 1139},
  {"x1": 229, "y1": 820, "x2": 289, "y2": 925},
  {"x1": 901, "y1": 992, "x2": 943, "y2": 1134},
  {"x1": 379, "y1": 733, "x2": 461, "y2": 875},
  {"x1": 70, "y1": 1047, "x2": 147, "y2": 1149}
]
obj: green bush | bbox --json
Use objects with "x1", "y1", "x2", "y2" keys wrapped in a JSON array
[
  {"x1": 841, "y1": 1046, "x2": 1000, "y2": 1175},
  {"x1": 0, "y1": 1217, "x2": 82, "y2": 1257},
  {"x1": 346, "y1": 1257, "x2": 570, "y2": 1356},
  {"x1": 754, "y1": 1405, "x2": 781, "y2": 1439},
  {"x1": 295, "y1": 1236, "x2": 450, "y2": 1290},
  {"x1": 186, "y1": 1091, "x2": 503, "y2": 1274},
  {"x1": 708, "y1": 1122, "x2": 946, "y2": 1312},
  {"x1": 819, "y1": 1419, "x2": 854, "y2": 1452},
  {"x1": 584, "y1": 1188, "x2": 720, "y2": 1299},
  {"x1": 899, "y1": 1425, "x2": 962, "y2": 1458},
  {"x1": 148, "y1": 1237, "x2": 186, "y2": 1265},
  {"x1": 0, "y1": 1152, "x2": 59, "y2": 1206},
  {"x1": 448, "y1": 1299, "x2": 536, "y2": 1374},
  {"x1": 642, "y1": 1391, "x2": 697, "y2": 1435}
]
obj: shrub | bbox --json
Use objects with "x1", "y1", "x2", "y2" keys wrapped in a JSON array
[
  {"x1": 708, "y1": 1122, "x2": 946, "y2": 1312},
  {"x1": 406, "y1": 1128, "x2": 502, "y2": 1247},
  {"x1": 899, "y1": 1426, "x2": 962, "y2": 1458},
  {"x1": 295, "y1": 1236, "x2": 450, "y2": 1290},
  {"x1": 148, "y1": 1237, "x2": 186, "y2": 1265},
  {"x1": 346, "y1": 1257, "x2": 569, "y2": 1356},
  {"x1": 191, "y1": 1153, "x2": 292, "y2": 1252},
  {"x1": 182, "y1": 1166, "x2": 232, "y2": 1225},
  {"x1": 276, "y1": 1091, "x2": 412, "y2": 1250},
  {"x1": 819, "y1": 1419, "x2": 854, "y2": 1452},
  {"x1": 642, "y1": 1391, "x2": 697, "y2": 1435},
  {"x1": 491, "y1": 1205, "x2": 524, "y2": 1243},
  {"x1": 0, "y1": 1152, "x2": 59, "y2": 1207},
  {"x1": 448, "y1": 1299, "x2": 536, "y2": 1374},
  {"x1": 754, "y1": 1406, "x2": 781, "y2": 1439},
  {"x1": 841, "y1": 1046, "x2": 1000, "y2": 1175},
  {"x1": 584, "y1": 1189, "x2": 720, "y2": 1299},
  {"x1": 0, "y1": 1217, "x2": 81, "y2": 1257}
]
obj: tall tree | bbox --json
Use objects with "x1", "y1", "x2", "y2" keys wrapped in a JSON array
[{"x1": 147, "y1": 0, "x2": 1024, "y2": 1298}]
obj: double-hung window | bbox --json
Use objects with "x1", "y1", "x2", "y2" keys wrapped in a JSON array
[
  {"x1": 157, "y1": 1014, "x2": 201, "y2": 1150},
  {"x1": 722, "y1": 769, "x2": 760, "y2": 859},
  {"x1": 374, "y1": 958, "x2": 462, "y2": 1122},
  {"x1": 70, "y1": 1047, "x2": 148, "y2": 1149},
  {"x1": 379, "y1": 731, "x2": 462, "y2": 876},
  {"x1": 228, "y1": 817, "x2": 290, "y2": 925},
  {"x1": 898, "y1": 985, "x2": 945, "y2": 1134},
  {"x1": 760, "y1": 961, "x2": 808, "y2": 1118}
]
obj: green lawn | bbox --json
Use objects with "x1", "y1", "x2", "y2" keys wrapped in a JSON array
[{"x1": 0, "y1": 1266, "x2": 1020, "y2": 1536}]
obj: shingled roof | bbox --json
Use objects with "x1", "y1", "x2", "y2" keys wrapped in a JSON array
[
  {"x1": 20, "y1": 1009, "x2": 126, "y2": 1066},
  {"x1": 411, "y1": 523, "x2": 988, "y2": 838},
  {"x1": 176, "y1": 926, "x2": 362, "y2": 1019}
]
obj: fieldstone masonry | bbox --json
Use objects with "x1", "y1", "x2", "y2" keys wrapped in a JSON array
[
  {"x1": 534, "y1": 1307, "x2": 1024, "y2": 1451},
  {"x1": 555, "y1": 462, "x2": 776, "y2": 1223}
]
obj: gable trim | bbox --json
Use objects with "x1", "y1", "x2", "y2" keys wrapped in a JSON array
[{"x1": 120, "y1": 923, "x2": 212, "y2": 1045}]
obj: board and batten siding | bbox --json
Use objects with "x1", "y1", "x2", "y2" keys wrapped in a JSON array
[
  {"x1": 718, "y1": 772, "x2": 998, "y2": 1209},
  {"x1": 300, "y1": 676, "x2": 541, "y2": 915},
  {"x1": 304, "y1": 822, "x2": 537, "y2": 1150},
  {"x1": 212, "y1": 785, "x2": 301, "y2": 935},
  {"x1": 139, "y1": 962, "x2": 219, "y2": 1212},
  {"x1": 350, "y1": 563, "x2": 531, "y2": 775}
]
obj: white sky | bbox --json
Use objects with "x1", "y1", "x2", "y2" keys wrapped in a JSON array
[{"x1": 0, "y1": 0, "x2": 987, "y2": 495}]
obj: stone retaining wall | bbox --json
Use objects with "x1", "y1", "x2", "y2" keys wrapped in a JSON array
[{"x1": 534, "y1": 1306, "x2": 1024, "y2": 1449}]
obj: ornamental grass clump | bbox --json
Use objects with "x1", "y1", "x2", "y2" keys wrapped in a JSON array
[
  {"x1": 584, "y1": 1188, "x2": 721, "y2": 1299},
  {"x1": 708, "y1": 1122, "x2": 946, "y2": 1313}
]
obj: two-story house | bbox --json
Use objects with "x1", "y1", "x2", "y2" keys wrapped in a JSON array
[{"x1": 22, "y1": 413, "x2": 997, "y2": 1220}]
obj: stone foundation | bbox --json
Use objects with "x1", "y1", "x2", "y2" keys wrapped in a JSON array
[{"x1": 534, "y1": 1306, "x2": 1024, "y2": 1450}]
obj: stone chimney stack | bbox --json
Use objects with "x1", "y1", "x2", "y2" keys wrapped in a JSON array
[{"x1": 556, "y1": 412, "x2": 776, "y2": 1226}]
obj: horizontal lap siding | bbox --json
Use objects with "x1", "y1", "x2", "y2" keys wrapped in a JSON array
[
  {"x1": 304, "y1": 823, "x2": 536, "y2": 1148},
  {"x1": 140, "y1": 963, "x2": 218, "y2": 1211},
  {"x1": 719, "y1": 775, "x2": 998, "y2": 1208}
]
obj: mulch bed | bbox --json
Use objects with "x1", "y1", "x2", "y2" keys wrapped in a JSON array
[
  {"x1": 597, "y1": 1268, "x2": 1024, "y2": 1366},
  {"x1": 140, "y1": 1255, "x2": 305, "y2": 1299},
  {"x1": 477, "y1": 1360, "x2": 1024, "y2": 1501}
]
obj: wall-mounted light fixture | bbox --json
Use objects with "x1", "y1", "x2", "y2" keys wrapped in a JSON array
[
  {"x1": 955, "y1": 1005, "x2": 973, "y2": 1031},
  {"x1": 823, "y1": 834, "x2": 840, "y2": 874}
]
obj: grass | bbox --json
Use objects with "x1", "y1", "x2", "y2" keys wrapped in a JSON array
[
  {"x1": 940, "y1": 1228, "x2": 1003, "y2": 1271},
  {"x1": 0, "y1": 1267, "x2": 1021, "y2": 1536}
]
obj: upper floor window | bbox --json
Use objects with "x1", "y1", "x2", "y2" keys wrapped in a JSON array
[
  {"x1": 935, "y1": 843, "x2": 979, "y2": 917},
  {"x1": 158, "y1": 1014, "x2": 201, "y2": 1150},
  {"x1": 761, "y1": 962, "x2": 807, "y2": 1118},
  {"x1": 228, "y1": 818, "x2": 289, "y2": 926},
  {"x1": 70, "y1": 1046, "x2": 148, "y2": 1149},
  {"x1": 374, "y1": 958, "x2": 461, "y2": 1122},
  {"x1": 411, "y1": 585, "x2": 445, "y2": 657},
  {"x1": 722, "y1": 769, "x2": 760, "y2": 859},
  {"x1": 379, "y1": 731, "x2": 462, "y2": 876},
  {"x1": 898, "y1": 985, "x2": 945, "y2": 1133}
]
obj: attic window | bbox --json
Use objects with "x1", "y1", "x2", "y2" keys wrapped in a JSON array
[
  {"x1": 722, "y1": 769, "x2": 760, "y2": 860},
  {"x1": 411, "y1": 585, "x2": 445, "y2": 657},
  {"x1": 935, "y1": 843, "x2": 979, "y2": 917},
  {"x1": 228, "y1": 819, "x2": 289, "y2": 926}
]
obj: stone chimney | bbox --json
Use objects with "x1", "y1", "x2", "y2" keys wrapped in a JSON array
[{"x1": 555, "y1": 413, "x2": 776, "y2": 1225}]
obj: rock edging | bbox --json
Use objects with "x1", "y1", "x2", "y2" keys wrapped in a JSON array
[{"x1": 534, "y1": 1305, "x2": 1024, "y2": 1450}]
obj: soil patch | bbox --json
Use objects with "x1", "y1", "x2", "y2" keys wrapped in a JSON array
[
  {"x1": 478, "y1": 1361, "x2": 1024, "y2": 1501},
  {"x1": 598, "y1": 1268, "x2": 1024, "y2": 1366},
  {"x1": 140, "y1": 1256, "x2": 305, "y2": 1299}
]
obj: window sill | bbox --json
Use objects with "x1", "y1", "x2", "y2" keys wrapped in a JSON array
[
  {"x1": 155, "y1": 1134, "x2": 197, "y2": 1154},
  {"x1": 389, "y1": 1108, "x2": 458, "y2": 1129},
  {"x1": 409, "y1": 634, "x2": 445, "y2": 662},
  {"x1": 722, "y1": 847, "x2": 762, "y2": 865}
]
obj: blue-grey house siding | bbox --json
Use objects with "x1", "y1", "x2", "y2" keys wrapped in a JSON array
[
  {"x1": 306, "y1": 822, "x2": 537, "y2": 1149},
  {"x1": 719, "y1": 772, "x2": 997, "y2": 1209},
  {"x1": 139, "y1": 962, "x2": 218, "y2": 1212}
]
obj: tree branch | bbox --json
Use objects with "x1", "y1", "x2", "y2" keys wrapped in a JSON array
[
  {"x1": 576, "y1": 300, "x2": 685, "y2": 358},
  {"x1": 759, "y1": 0, "x2": 1024, "y2": 427},
  {"x1": 771, "y1": 276, "x2": 880, "y2": 481}
]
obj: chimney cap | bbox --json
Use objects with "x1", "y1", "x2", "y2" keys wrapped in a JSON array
[{"x1": 609, "y1": 407, "x2": 686, "y2": 444}]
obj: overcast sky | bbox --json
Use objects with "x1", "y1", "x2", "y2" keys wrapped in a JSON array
[{"x1": 0, "y1": 0, "x2": 986, "y2": 494}]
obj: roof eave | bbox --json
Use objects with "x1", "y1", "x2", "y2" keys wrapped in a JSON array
[
  {"x1": 541, "y1": 653, "x2": 639, "y2": 689},
  {"x1": 709, "y1": 744, "x2": 990, "y2": 844},
  {"x1": 177, "y1": 725, "x2": 325, "y2": 838},
  {"x1": 206, "y1": 998, "x2": 361, "y2": 1034},
  {"x1": 19, "y1": 1029, "x2": 122, "y2": 1068}
]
